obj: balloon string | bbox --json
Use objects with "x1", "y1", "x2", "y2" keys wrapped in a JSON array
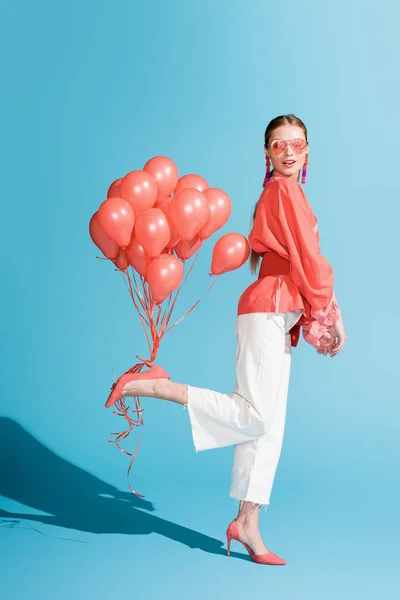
[
  {"x1": 161, "y1": 282, "x2": 182, "y2": 335},
  {"x1": 137, "y1": 273, "x2": 152, "y2": 316},
  {"x1": 123, "y1": 270, "x2": 152, "y2": 355},
  {"x1": 132, "y1": 276, "x2": 154, "y2": 356},
  {"x1": 122, "y1": 271, "x2": 150, "y2": 328},
  {"x1": 165, "y1": 275, "x2": 217, "y2": 333},
  {"x1": 158, "y1": 252, "x2": 196, "y2": 335},
  {"x1": 155, "y1": 304, "x2": 162, "y2": 328},
  {"x1": 132, "y1": 272, "x2": 148, "y2": 312},
  {"x1": 108, "y1": 255, "x2": 215, "y2": 498},
  {"x1": 182, "y1": 253, "x2": 198, "y2": 283},
  {"x1": 129, "y1": 271, "x2": 150, "y2": 317},
  {"x1": 108, "y1": 361, "x2": 147, "y2": 498},
  {"x1": 143, "y1": 279, "x2": 153, "y2": 314}
]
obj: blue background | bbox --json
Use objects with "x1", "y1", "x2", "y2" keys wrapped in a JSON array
[{"x1": 1, "y1": 0, "x2": 399, "y2": 598}]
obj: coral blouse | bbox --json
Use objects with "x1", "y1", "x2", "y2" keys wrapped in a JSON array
[{"x1": 238, "y1": 171, "x2": 341, "y2": 348}]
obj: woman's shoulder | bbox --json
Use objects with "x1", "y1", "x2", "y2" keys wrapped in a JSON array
[
  {"x1": 263, "y1": 175, "x2": 316, "y2": 226},
  {"x1": 267, "y1": 174, "x2": 302, "y2": 192},
  {"x1": 262, "y1": 175, "x2": 304, "y2": 207}
]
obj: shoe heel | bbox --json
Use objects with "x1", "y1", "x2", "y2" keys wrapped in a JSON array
[{"x1": 227, "y1": 534, "x2": 232, "y2": 557}]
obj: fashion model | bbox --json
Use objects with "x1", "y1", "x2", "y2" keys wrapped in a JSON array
[{"x1": 105, "y1": 114, "x2": 347, "y2": 565}]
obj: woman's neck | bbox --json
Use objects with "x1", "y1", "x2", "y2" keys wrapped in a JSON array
[{"x1": 272, "y1": 169, "x2": 300, "y2": 182}]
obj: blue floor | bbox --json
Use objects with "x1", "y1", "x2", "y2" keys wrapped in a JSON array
[{"x1": 1, "y1": 416, "x2": 398, "y2": 599}]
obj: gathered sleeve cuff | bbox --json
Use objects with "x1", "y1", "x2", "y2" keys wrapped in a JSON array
[
  {"x1": 310, "y1": 289, "x2": 341, "y2": 327},
  {"x1": 302, "y1": 320, "x2": 330, "y2": 347},
  {"x1": 302, "y1": 292, "x2": 342, "y2": 348}
]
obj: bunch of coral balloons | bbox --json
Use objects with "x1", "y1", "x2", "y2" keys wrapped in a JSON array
[
  {"x1": 89, "y1": 156, "x2": 250, "y2": 496},
  {"x1": 89, "y1": 156, "x2": 250, "y2": 304}
]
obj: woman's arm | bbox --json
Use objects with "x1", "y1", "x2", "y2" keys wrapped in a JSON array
[
  {"x1": 269, "y1": 177, "x2": 341, "y2": 331},
  {"x1": 250, "y1": 177, "x2": 344, "y2": 351}
]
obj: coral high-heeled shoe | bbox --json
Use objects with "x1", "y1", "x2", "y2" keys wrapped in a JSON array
[
  {"x1": 226, "y1": 519, "x2": 286, "y2": 565},
  {"x1": 105, "y1": 364, "x2": 170, "y2": 408}
]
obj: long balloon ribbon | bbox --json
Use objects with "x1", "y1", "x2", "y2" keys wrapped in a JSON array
[{"x1": 108, "y1": 265, "x2": 217, "y2": 497}]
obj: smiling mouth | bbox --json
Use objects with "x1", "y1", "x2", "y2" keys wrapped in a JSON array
[{"x1": 283, "y1": 160, "x2": 296, "y2": 166}]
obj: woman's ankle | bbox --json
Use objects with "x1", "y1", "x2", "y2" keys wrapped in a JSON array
[
  {"x1": 236, "y1": 513, "x2": 258, "y2": 525},
  {"x1": 237, "y1": 501, "x2": 261, "y2": 521}
]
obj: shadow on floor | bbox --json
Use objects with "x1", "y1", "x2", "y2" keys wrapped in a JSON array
[{"x1": 0, "y1": 417, "x2": 250, "y2": 561}]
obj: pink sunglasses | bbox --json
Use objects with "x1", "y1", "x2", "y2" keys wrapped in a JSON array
[{"x1": 266, "y1": 138, "x2": 308, "y2": 155}]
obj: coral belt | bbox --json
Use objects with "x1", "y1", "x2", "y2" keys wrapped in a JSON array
[
  {"x1": 258, "y1": 252, "x2": 290, "y2": 278},
  {"x1": 258, "y1": 251, "x2": 301, "y2": 347}
]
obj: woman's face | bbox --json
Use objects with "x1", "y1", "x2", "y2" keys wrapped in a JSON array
[{"x1": 265, "y1": 125, "x2": 308, "y2": 179}]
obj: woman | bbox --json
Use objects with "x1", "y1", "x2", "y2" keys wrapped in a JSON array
[{"x1": 105, "y1": 114, "x2": 347, "y2": 565}]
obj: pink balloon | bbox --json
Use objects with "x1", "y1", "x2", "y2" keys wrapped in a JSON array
[
  {"x1": 114, "y1": 248, "x2": 129, "y2": 271},
  {"x1": 135, "y1": 207, "x2": 170, "y2": 258},
  {"x1": 211, "y1": 233, "x2": 250, "y2": 275},
  {"x1": 107, "y1": 178, "x2": 123, "y2": 198},
  {"x1": 143, "y1": 156, "x2": 179, "y2": 199},
  {"x1": 166, "y1": 230, "x2": 180, "y2": 249},
  {"x1": 174, "y1": 236, "x2": 202, "y2": 260},
  {"x1": 155, "y1": 194, "x2": 173, "y2": 208},
  {"x1": 89, "y1": 212, "x2": 119, "y2": 259},
  {"x1": 125, "y1": 233, "x2": 147, "y2": 276},
  {"x1": 174, "y1": 174, "x2": 208, "y2": 196},
  {"x1": 120, "y1": 170, "x2": 158, "y2": 216},
  {"x1": 146, "y1": 254, "x2": 184, "y2": 305},
  {"x1": 170, "y1": 188, "x2": 210, "y2": 242},
  {"x1": 157, "y1": 196, "x2": 181, "y2": 248},
  {"x1": 98, "y1": 197, "x2": 135, "y2": 248},
  {"x1": 156, "y1": 195, "x2": 172, "y2": 213},
  {"x1": 198, "y1": 188, "x2": 232, "y2": 239}
]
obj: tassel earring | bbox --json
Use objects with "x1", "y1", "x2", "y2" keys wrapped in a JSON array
[
  {"x1": 263, "y1": 156, "x2": 271, "y2": 187},
  {"x1": 301, "y1": 153, "x2": 308, "y2": 184}
]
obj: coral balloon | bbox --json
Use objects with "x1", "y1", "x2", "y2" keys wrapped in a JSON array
[
  {"x1": 125, "y1": 233, "x2": 147, "y2": 276},
  {"x1": 120, "y1": 170, "x2": 158, "y2": 216},
  {"x1": 98, "y1": 197, "x2": 135, "y2": 248},
  {"x1": 144, "y1": 156, "x2": 179, "y2": 199},
  {"x1": 156, "y1": 195, "x2": 172, "y2": 214},
  {"x1": 157, "y1": 196, "x2": 181, "y2": 248},
  {"x1": 198, "y1": 188, "x2": 232, "y2": 239},
  {"x1": 155, "y1": 193, "x2": 173, "y2": 208},
  {"x1": 170, "y1": 189, "x2": 210, "y2": 242},
  {"x1": 135, "y1": 208, "x2": 170, "y2": 258},
  {"x1": 107, "y1": 178, "x2": 123, "y2": 198},
  {"x1": 114, "y1": 248, "x2": 129, "y2": 271},
  {"x1": 174, "y1": 236, "x2": 202, "y2": 260},
  {"x1": 89, "y1": 212, "x2": 119, "y2": 260},
  {"x1": 146, "y1": 254, "x2": 184, "y2": 305},
  {"x1": 211, "y1": 233, "x2": 250, "y2": 275},
  {"x1": 174, "y1": 174, "x2": 208, "y2": 196}
]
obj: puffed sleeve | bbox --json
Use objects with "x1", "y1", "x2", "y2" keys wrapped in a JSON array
[{"x1": 270, "y1": 178, "x2": 341, "y2": 329}]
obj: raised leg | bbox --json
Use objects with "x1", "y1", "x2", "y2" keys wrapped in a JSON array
[{"x1": 122, "y1": 378, "x2": 188, "y2": 406}]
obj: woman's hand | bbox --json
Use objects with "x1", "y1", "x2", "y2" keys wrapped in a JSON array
[
  {"x1": 327, "y1": 317, "x2": 347, "y2": 357},
  {"x1": 316, "y1": 331, "x2": 333, "y2": 356}
]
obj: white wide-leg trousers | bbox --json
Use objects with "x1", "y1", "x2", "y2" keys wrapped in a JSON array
[{"x1": 186, "y1": 309, "x2": 302, "y2": 505}]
